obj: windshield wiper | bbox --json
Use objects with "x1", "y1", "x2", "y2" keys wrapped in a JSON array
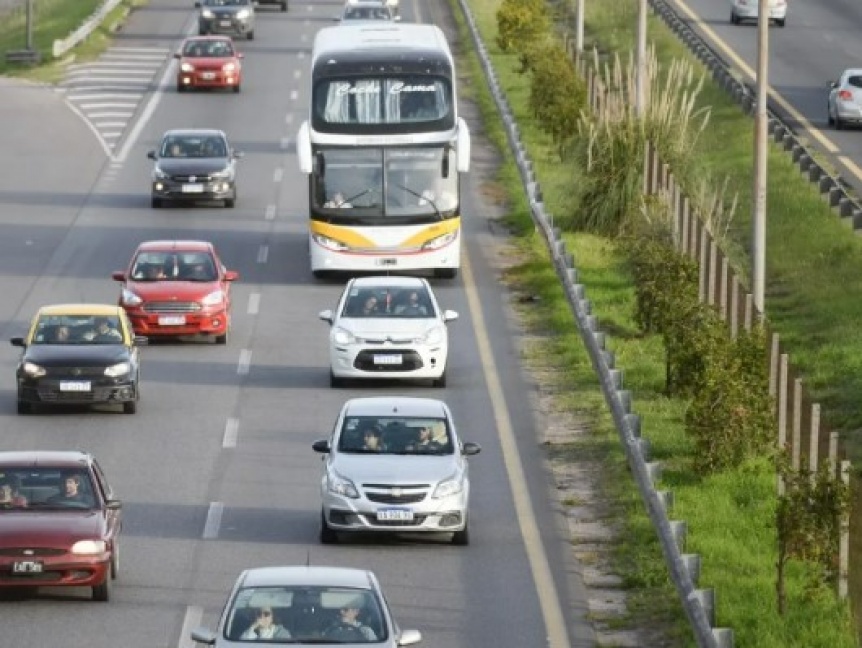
[{"x1": 395, "y1": 184, "x2": 442, "y2": 221}]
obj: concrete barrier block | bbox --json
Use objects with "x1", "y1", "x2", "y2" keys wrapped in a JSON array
[
  {"x1": 637, "y1": 437, "x2": 651, "y2": 461},
  {"x1": 593, "y1": 330, "x2": 606, "y2": 350},
  {"x1": 609, "y1": 368, "x2": 623, "y2": 390},
  {"x1": 818, "y1": 176, "x2": 836, "y2": 195},
  {"x1": 646, "y1": 461, "x2": 662, "y2": 486},
  {"x1": 602, "y1": 349, "x2": 615, "y2": 369},
  {"x1": 670, "y1": 519, "x2": 687, "y2": 552},
  {"x1": 625, "y1": 413, "x2": 640, "y2": 438},
  {"x1": 808, "y1": 164, "x2": 822, "y2": 182},
  {"x1": 693, "y1": 588, "x2": 716, "y2": 627},
  {"x1": 657, "y1": 489, "x2": 674, "y2": 513},
  {"x1": 712, "y1": 628, "x2": 735, "y2": 648},
  {"x1": 791, "y1": 147, "x2": 805, "y2": 163},
  {"x1": 566, "y1": 267, "x2": 578, "y2": 284},
  {"x1": 617, "y1": 389, "x2": 631, "y2": 413},
  {"x1": 682, "y1": 553, "x2": 701, "y2": 585},
  {"x1": 829, "y1": 187, "x2": 844, "y2": 207}
]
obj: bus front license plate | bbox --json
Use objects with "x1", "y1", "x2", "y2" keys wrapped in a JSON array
[{"x1": 376, "y1": 258, "x2": 397, "y2": 267}]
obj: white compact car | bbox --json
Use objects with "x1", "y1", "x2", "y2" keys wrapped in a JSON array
[
  {"x1": 828, "y1": 69, "x2": 862, "y2": 130},
  {"x1": 312, "y1": 396, "x2": 481, "y2": 545},
  {"x1": 319, "y1": 276, "x2": 457, "y2": 387},
  {"x1": 730, "y1": 0, "x2": 786, "y2": 27}
]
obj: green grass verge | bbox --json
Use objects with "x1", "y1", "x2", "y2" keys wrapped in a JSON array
[
  {"x1": 0, "y1": 0, "x2": 140, "y2": 83},
  {"x1": 455, "y1": 0, "x2": 860, "y2": 644}
]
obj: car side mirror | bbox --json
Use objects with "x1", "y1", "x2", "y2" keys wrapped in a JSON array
[
  {"x1": 147, "y1": 150, "x2": 157, "y2": 160},
  {"x1": 10, "y1": 337, "x2": 25, "y2": 348},
  {"x1": 173, "y1": 52, "x2": 181, "y2": 59},
  {"x1": 443, "y1": 309, "x2": 458, "y2": 323},
  {"x1": 237, "y1": 52, "x2": 245, "y2": 59},
  {"x1": 133, "y1": 336, "x2": 149, "y2": 346},
  {"x1": 194, "y1": 1, "x2": 201, "y2": 6},
  {"x1": 111, "y1": 271, "x2": 126, "y2": 282},
  {"x1": 224, "y1": 270, "x2": 239, "y2": 281},
  {"x1": 312, "y1": 439, "x2": 331, "y2": 453},
  {"x1": 829, "y1": 81, "x2": 837, "y2": 88},
  {"x1": 318, "y1": 310, "x2": 333, "y2": 324},
  {"x1": 106, "y1": 499, "x2": 123, "y2": 510},
  {"x1": 233, "y1": 150, "x2": 244, "y2": 159},
  {"x1": 462, "y1": 442, "x2": 481, "y2": 456}
]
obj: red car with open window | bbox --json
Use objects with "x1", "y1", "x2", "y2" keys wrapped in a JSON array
[
  {"x1": 175, "y1": 35, "x2": 243, "y2": 93},
  {"x1": 112, "y1": 240, "x2": 239, "y2": 344}
]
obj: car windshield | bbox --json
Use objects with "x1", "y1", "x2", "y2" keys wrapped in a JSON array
[
  {"x1": 204, "y1": 0, "x2": 250, "y2": 6},
  {"x1": 183, "y1": 40, "x2": 235, "y2": 58},
  {"x1": 0, "y1": 467, "x2": 97, "y2": 510},
  {"x1": 130, "y1": 252, "x2": 218, "y2": 282},
  {"x1": 343, "y1": 6, "x2": 391, "y2": 19},
  {"x1": 338, "y1": 416, "x2": 453, "y2": 455},
  {"x1": 223, "y1": 585, "x2": 388, "y2": 643},
  {"x1": 160, "y1": 135, "x2": 228, "y2": 159},
  {"x1": 340, "y1": 286, "x2": 436, "y2": 318},
  {"x1": 30, "y1": 315, "x2": 124, "y2": 345}
]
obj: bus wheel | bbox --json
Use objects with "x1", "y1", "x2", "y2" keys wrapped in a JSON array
[{"x1": 434, "y1": 268, "x2": 458, "y2": 279}]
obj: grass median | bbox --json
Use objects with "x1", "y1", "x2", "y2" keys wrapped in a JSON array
[{"x1": 454, "y1": 0, "x2": 860, "y2": 644}]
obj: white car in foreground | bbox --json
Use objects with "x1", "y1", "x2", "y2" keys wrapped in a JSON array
[
  {"x1": 312, "y1": 397, "x2": 481, "y2": 545},
  {"x1": 319, "y1": 276, "x2": 457, "y2": 388},
  {"x1": 730, "y1": 0, "x2": 786, "y2": 26}
]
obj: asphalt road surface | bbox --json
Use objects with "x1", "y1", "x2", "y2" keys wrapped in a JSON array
[{"x1": 0, "y1": 0, "x2": 597, "y2": 646}]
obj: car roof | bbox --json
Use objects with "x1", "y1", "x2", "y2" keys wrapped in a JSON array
[
  {"x1": 0, "y1": 450, "x2": 93, "y2": 468},
  {"x1": 162, "y1": 128, "x2": 227, "y2": 138},
  {"x1": 348, "y1": 276, "x2": 428, "y2": 290},
  {"x1": 842, "y1": 69, "x2": 862, "y2": 76},
  {"x1": 343, "y1": 396, "x2": 449, "y2": 418},
  {"x1": 344, "y1": 1, "x2": 390, "y2": 9},
  {"x1": 182, "y1": 35, "x2": 234, "y2": 43},
  {"x1": 135, "y1": 240, "x2": 214, "y2": 253},
  {"x1": 239, "y1": 566, "x2": 376, "y2": 589},
  {"x1": 36, "y1": 304, "x2": 126, "y2": 317}
]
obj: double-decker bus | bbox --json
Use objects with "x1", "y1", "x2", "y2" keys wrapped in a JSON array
[{"x1": 296, "y1": 23, "x2": 470, "y2": 279}]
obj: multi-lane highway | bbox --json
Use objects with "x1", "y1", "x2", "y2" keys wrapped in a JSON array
[{"x1": 0, "y1": 0, "x2": 598, "y2": 646}]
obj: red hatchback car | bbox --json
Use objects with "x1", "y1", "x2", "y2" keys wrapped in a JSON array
[
  {"x1": 175, "y1": 35, "x2": 243, "y2": 93},
  {"x1": 0, "y1": 451, "x2": 122, "y2": 602},
  {"x1": 112, "y1": 240, "x2": 239, "y2": 344}
]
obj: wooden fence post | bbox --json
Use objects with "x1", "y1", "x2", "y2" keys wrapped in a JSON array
[
  {"x1": 809, "y1": 403, "x2": 821, "y2": 479},
  {"x1": 839, "y1": 460, "x2": 851, "y2": 599},
  {"x1": 792, "y1": 379, "x2": 802, "y2": 471}
]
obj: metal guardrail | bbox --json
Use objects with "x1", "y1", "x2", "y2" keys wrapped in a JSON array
[{"x1": 52, "y1": 0, "x2": 123, "y2": 59}]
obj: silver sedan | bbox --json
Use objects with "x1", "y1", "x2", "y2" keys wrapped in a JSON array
[
  {"x1": 312, "y1": 396, "x2": 481, "y2": 545},
  {"x1": 828, "y1": 69, "x2": 862, "y2": 130}
]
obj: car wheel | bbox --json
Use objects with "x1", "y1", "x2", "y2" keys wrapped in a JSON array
[
  {"x1": 110, "y1": 540, "x2": 120, "y2": 580},
  {"x1": 215, "y1": 329, "x2": 229, "y2": 345},
  {"x1": 320, "y1": 511, "x2": 338, "y2": 544},
  {"x1": 247, "y1": 31, "x2": 254, "y2": 40},
  {"x1": 16, "y1": 399, "x2": 30, "y2": 415},
  {"x1": 434, "y1": 268, "x2": 458, "y2": 279},
  {"x1": 452, "y1": 520, "x2": 469, "y2": 546},
  {"x1": 177, "y1": 83, "x2": 185, "y2": 92},
  {"x1": 123, "y1": 397, "x2": 137, "y2": 415},
  {"x1": 828, "y1": 105, "x2": 834, "y2": 126},
  {"x1": 92, "y1": 574, "x2": 111, "y2": 602},
  {"x1": 233, "y1": 84, "x2": 241, "y2": 94},
  {"x1": 329, "y1": 370, "x2": 345, "y2": 388},
  {"x1": 776, "y1": 18, "x2": 785, "y2": 27},
  {"x1": 836, "y1": 114, "x2": 844, "y2": 130},
  {"x1": 730, "y1": 10, "x2": 738, "y2": 24},
  {"x1": 432, "y1": 370, "x2": 447, "y2": 388},
  {"x1": 151, "y1": 197, "x2": 162, "y2": 209},
  {"x1": 224, "y1": 196, "x2": 236, "y2": 208}
]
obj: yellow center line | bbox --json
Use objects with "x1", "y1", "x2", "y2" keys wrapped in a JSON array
[{"x1": 462, "y1": 251, "x2": 572, "y2": 648}]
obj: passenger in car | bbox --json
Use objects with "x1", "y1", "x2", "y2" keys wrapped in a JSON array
[
  {"x1": 361, "y1": 426, "x2": 384, "y2": 452},
  {"x1": 47, "y1": 474, "x2": 93, "y2": 507},
  {"x1": 241, "y1": 607, "x2": 292, "y2": 640},
  {"x1": 0, "y1": 477, "x2": 27, "y2": 508},
  {"x1": 407, "y1": 425, "x2": 441, "y2": 454}
]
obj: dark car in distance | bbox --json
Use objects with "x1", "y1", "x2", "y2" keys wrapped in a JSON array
[
  {"x1": 11, "y1": 304, "x2": 144, "y2": 415},
  {"x1": 196, "y1": 0, "x2": 256, "y2": 40},
  {"x1": 0, "y1": 451, "x2": 122, "y2": 601},
  {"x1": 148, "y1": 129, "x2": 242, "y2": 208}
]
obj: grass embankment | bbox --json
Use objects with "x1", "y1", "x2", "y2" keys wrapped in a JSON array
[
  {"x1": 456, "y1": 0, "x2": 860, "y2": 645},
  {"x1": 0, "y1": 0, "x2": 139, "y2": 82}
]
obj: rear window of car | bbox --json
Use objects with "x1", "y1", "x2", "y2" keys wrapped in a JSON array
[{"x1": 848, "y1": 76, "x2": 862, "y2": 89}]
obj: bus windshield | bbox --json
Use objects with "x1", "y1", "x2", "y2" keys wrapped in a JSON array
[
  {"x1": 312, "y1": 77, "x2": 453, "y2": 132},
  {"x1": 312, "y1": 147, "x2": 459, "y2": 223}
]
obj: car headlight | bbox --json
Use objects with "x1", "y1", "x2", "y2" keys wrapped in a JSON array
[
  {"x1": 22, "y1": 362, "x2": 46, "y2": 378},
  {"x1": 104, "y1": 362, "x2": 131, "y2": 378},
  {"x1": 236, "y1": 8, "x2": 250, "y2": 19},
  {"x1": 422, "y1": 231, "x2": 457, "y2": 251},
  {"x1": 312, "y1": 233, "x2": 350, "y2": 252},
  {"x1": 152, "y1": 166, "x2": 169, "y2": 181},
  {"x1": 211, "y1": 168, "x2": 232, "y2": 180},
  {"x1": 332, "y1": 327, "x2": 356, "y2": 345},
  {"x1": 200, "y1": 290, "x2": 225, "y2": 306},
  {"x1": 121, "y1": 288, "x2": 143, "y2": 307},
  {"x1": 223, "y1": 62, "x2": 237, "y2": 72},
  {"x1": 327, "y1": 471, "x2": 359, "y2": 498},
  {"x1": 417, "y1": 326, "x2": 444, "y2": 346},
  {"x1": 71, "y1": 540, "x2": 106, "y2": 555},
  {"x1": 180, "y1": 62, "x2": 195, "y2": 73},
  {"x1": 201, "y1": 9, "x2": 215, "y2": 18},
  {"x1": 432, "y1": 477, "x2": 462, "y2": 499}
]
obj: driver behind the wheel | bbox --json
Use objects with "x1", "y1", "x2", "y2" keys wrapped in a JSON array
[{"x1": 323, "y1": 598, "x2": 377, "y2": 641}]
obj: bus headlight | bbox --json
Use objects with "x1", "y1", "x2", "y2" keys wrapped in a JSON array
[
  {"x1": 312, "y1": 233, "x2": 350, "y2": 252},
  {"x1": 422, "y1": 231, "x2": 457, "y2": 251}
]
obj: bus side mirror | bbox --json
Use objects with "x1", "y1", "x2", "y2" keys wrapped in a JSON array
[{"x1": 441, "y1": 151, "x2": 449, "y2": 179}]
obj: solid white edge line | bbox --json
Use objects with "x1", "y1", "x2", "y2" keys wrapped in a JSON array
[
  {"x1": 178, "y1": 605, "x2": 204, "y2": 648},
  {"x1": 462, "y1": 252, "x2": 571, "y2": 648},
  {"x1": 247, "y1": 292, "x2": 261, "y2": 315},
  {"x1": 202, "y1": 502, "x2": 224, "y2": 539},
  {"x1": 223, "y1": 418, "x2": 239, "y2": 449},
  {"x1": 237, "y1": 350, "x2": 252, "y2": 375}
]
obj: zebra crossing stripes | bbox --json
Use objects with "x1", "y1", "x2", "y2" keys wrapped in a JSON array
[{"x1": 61, "y1": 46, "x2": 170, "y2": 153}]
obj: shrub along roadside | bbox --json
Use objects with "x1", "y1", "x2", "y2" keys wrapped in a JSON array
[{"x1": 452, "y1": 0, "x2": 859, "y2": 644}]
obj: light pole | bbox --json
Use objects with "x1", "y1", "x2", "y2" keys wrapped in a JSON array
[
  {"x1": 635, "y1": 0, "x2": 647, "y2": 117},
  {"x1": 575, "y1": 0, "x2": 584, "y2": 61},
  {"x1": 752, "y1": 0, "x2": 769, "y2": 313},
  {"x1": 26, "y1": 0, "x2": 34, "y2": 51}
]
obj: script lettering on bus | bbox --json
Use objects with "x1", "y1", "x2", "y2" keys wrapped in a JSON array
[
  {"x1": 335, "y1": 82, "x2": 380, "y2": 96},
  {"x1": 387, "y1": 82, "x2": 436, "y2": 94}
]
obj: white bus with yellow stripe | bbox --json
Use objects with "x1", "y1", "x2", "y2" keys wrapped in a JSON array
[{"x1": 296, "y1": 23, "x2": 470, "y2": 279}]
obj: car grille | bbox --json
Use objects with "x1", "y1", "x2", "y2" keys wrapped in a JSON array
[
  {"x1": 168, "y1": 174, "x2": 214, "y2": 183},
  {"x1": 0, "y1": 548, "x2": 65, "y2": 558},
  {"x1": 366, "y1": 492, "x2": 426, "y2": 505},
  {"x1": 142, "y1": 302, "x2": 201, "y2": 313},
  {"x1": 354, "y1": 350, "x2": 423, "y2": 372},
  {"x1": 360, "y1": 514, "x2": 427, "y2": 527},
  {"x1": 38, "y1": 389, "x2": 98, "y2": 402},
  {"x1": 4, "y1": 570, "x2": 65, "y2": 582},
  {"x1": 359, "y1": 337, "x2": 415, "y2": 345},
  {"x1": 362, "y1": 483, "x2": 429, "y2": 505},
  {"x1": 44, "y1": 366, "x2": 107, "y2": 378}
]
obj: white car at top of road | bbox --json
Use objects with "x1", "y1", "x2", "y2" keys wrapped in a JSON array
[
  {"x1": 318, "y1": 275, "x2": 457, "y2": 388},
  {"x1": 828, "y1": 69, "x2": 862, "y2": 130},
  {"x1": 348, "y1": 0, "x2": 398, "y2": 17},
  {"x1": 729, "y1": 0, "x2": 787, "y2": 27}
]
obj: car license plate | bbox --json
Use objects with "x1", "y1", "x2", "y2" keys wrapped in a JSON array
[
  {"x1": 59, "y1": 381, "x2": 91, "y2": 392},
  {"x1": 377, "y1": 508, "x2": 413, "y2": 521},
  {"x1": 158, "y1": 315, "x2": 186, "y2": 326},
  {"x1": 12, "y1": 561, "x2": 43, "y2": 574},
  {"x1": 182, "y1": 184, "x2": 204, "y2": 193},
  {"x1": 201, "y1": 72, "x2": 216, "y2": 80},
  {"x1": 376, "y1": 258, "x2": 397, "y2": 267},
  {"x1": 373, "y1": 354, "x2": 402, "y2": 365},
  {"x1": 220, "y1": 20, "x2": 231, "y2": 27}
]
